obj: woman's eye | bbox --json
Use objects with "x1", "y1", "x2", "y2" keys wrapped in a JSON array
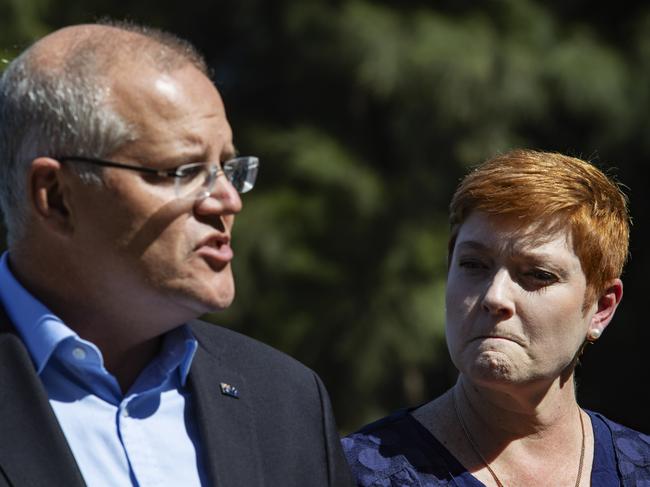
[
  {"x1": 526, "y1": 269, "x2": 557, "y2": 283},
  {"x1": 459, "y1": 259, "x2": 487, "y2": 270}
]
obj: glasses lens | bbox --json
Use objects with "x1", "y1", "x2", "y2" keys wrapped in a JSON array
[
  {"x1": 174, "y1": 163, "x2": 211, "y2": 198},
  {"x1": 223, "y1": 157, "x2": 259, "y2": 193}
]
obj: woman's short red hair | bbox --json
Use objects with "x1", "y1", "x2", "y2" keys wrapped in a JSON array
[{"x1": 449, "y1": 149, "x2": 630, "y2": 306}]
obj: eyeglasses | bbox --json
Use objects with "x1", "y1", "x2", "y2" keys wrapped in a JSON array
[{"x1": 58, "y1": 155, "x2": 259, "y2": 198}]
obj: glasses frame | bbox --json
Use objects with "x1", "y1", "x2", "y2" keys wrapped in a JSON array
[{"x1": 57, "y1": 155, "x2": 259, "y2": 195}]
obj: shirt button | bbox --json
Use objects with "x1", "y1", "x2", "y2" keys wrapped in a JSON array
[{"x1": 71, "y1": 347, "x2": 87, "y2": 360}]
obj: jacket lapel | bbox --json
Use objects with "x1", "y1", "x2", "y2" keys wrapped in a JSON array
[
  {"x1": 188, "y1": 328, "x2": 264, "y2": 487},
  {"x1": 0, "y1": 309, "x2": 86, "y2": 487}
]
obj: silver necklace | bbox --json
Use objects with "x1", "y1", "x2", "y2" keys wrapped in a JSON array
[{"x1": 452, "y1": 388, "x2": 586, "y2": 487}]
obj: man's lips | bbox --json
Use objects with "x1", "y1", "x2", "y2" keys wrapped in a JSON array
[{"x1": 195, "y1": 235, "x2": 233, "y2": 265}]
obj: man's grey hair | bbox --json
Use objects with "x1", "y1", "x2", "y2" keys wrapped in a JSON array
[{"x1": 0, "y1": 21, "x2": 208, "y2": 245}]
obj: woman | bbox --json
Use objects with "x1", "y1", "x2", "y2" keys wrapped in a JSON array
[{"x1": 343, "y1": 150, "x2": 649, "y2": 486}]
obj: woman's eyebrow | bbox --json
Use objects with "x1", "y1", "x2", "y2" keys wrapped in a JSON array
[{"x1": 455, "y1": 240, "x2": 490, "y2": 252}]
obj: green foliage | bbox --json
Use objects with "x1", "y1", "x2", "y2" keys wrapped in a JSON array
[
  {"x1": 0, "y1": 0, "x2": 50, "y2": 70},
  {"x1": 196, "y1": 0, "x2": 650, "y2": 431},
  {"x1": 1, "y1": 0, "x2": 649, "y2": 432}
]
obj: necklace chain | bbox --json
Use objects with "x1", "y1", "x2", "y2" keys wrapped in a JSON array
[{"x1": 452, "y1": 388, "x2": 586, "y2": 487}]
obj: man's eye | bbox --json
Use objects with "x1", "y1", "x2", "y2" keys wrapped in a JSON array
[
  {"x1": 176, "y1": 164, "x2": 205, "y2": 179},
  {"x1": 220, "y1": 162, "x2": 232, "y2": 177}
]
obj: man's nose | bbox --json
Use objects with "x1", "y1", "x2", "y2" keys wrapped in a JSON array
[
  {"x1": 193, "y1": 174, "x2": 243, "y2": 215},
  {"x1": 481, "y1": 268, "x2": 515, "y2": 319}
]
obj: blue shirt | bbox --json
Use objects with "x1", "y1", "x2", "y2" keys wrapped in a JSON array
[{"x1": 0, "y1": 252, "x2": 207, "y2": 486}]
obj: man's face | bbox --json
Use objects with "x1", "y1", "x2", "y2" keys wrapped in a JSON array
[{"x1": 64, "y1": 62, "x2": 242, "y2": 326}]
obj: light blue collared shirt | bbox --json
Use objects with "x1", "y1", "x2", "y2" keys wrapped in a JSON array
[{"x1": 0, "y1": 252, "x2": 206, "y2": 486}]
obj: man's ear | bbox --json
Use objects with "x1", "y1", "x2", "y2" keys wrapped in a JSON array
[
  {"x1": 586, "y1": 279, "x2": 623, "y2": 341},
  {"x1": 28, "y1": 157, "x2": 73, "y2": 235}
]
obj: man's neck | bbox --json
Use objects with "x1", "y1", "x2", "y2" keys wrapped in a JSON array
[{"x1": 9, "y1": 251, "x2": 169, "y2": 393}]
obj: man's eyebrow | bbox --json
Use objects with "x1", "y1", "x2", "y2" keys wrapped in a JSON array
[
  {"x1": 223, "y1": 146, "x2": 238, "y2": 160},
  {"x1": 159, "y1": 151, "x2": 209, "y2": 166},
  {"x1": 155, "y1": 145, "x2": 238, "y2": 166}
]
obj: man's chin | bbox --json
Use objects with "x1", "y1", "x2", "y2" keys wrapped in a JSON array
[
  {"x1": 166, "y1": 276, "x2": 236, "y2": 318},
  {"x1": 194, "y1": 271, "x2": 235, "y2": 309},
  {"x1": 195, "y1": 288, "x2": 236, "y2": 314}
]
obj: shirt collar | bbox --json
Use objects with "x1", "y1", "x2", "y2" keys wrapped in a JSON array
[
  {"x1": 0, "y1": 251, "x2": 198, "y2": 384},
  {"x1": 157, "y1": 324, "x2": 198, "y2": 387},
  {"x1": 0, "y1": 251, "x2": 76, "y2": 373}
]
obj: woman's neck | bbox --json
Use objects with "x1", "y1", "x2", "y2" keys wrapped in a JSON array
[
  {"x1": 455, "y1": 374, "x2": 580, "y2": 440},
  {"x1": 413, "y1": 374, "x2": 593, "y2": 487}
]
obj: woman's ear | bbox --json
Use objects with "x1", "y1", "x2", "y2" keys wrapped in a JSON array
[
  {"x1": 29, "y1": 157, "x2": 73, "y2": 235},
  {"x1": 586, "y1": 279, "x2": 623, "y2": 341}
]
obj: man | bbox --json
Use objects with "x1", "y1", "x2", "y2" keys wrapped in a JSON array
[{"x1": 0, "y1": 22, "x2": 352, "y2": 486}]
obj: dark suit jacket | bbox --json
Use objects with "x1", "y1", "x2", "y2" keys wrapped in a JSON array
[{"x1": 0, "y1": 306, "x2": 353, "y2": 486}]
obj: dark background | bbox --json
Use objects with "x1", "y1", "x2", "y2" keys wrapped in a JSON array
[{"x1": 1, "y1": 0, "x2": 648, "y2": 433}]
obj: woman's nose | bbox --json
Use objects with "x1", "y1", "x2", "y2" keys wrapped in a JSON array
[{"x1": 481, "y1": 268, "x2": 515, "y2": 319}]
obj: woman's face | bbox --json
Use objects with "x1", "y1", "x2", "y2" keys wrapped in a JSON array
[{"x1": 445, "y1": 211, "x2": 599, "y2": 390}]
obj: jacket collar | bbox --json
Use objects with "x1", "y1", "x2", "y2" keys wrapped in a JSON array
[
  {"x1": 188, "y1": 321, "x2": 264, "y2": 487},
  {"x1": 0, "y1": 306, "x2": 86, "y2": 486}
]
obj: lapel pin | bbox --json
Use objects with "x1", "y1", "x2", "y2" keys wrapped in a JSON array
[{"x1": 220, "y1": 382, "x2": 240, "y2": 398}]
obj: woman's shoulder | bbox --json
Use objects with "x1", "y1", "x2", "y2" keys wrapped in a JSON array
[
  {"x1": 588, "y1": 411, "x2": 650, "y2": 482},
  {"x1": 341, "y1": 409, "x2": 459, "y2": 487}
]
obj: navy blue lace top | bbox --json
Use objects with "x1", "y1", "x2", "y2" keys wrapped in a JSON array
[{"x1": 342, "y1": 409, "x2": 650, "y2": 486}]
